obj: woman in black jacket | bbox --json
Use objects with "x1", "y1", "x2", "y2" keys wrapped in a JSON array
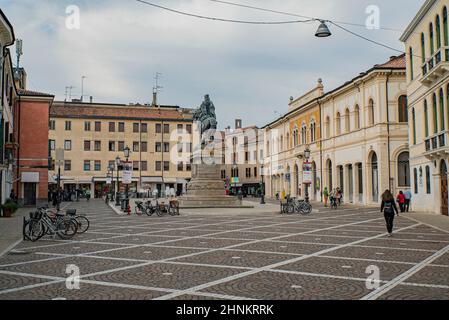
[{"x1": 380, "y1": 190, "x2": 399, "y2": 237}]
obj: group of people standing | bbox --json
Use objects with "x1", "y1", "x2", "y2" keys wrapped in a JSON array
[{"x1": 323, "y1": 187, "x2": 342, "y2": 207}]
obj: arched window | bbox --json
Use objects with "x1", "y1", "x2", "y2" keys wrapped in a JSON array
[
  {"x1": 424, "y1": 99, "x2": 429, "y2": 137},
  {"x1": 413, "y1": 168, "x2": 418, "y2": 194},
  {"x1": 286, "y1": 133, "x2": 290, "y2": 149},
  {"x1": 280, "y1": 135, "x2": 283, "y2": 152},
  {"x1": 310, "y1": 120, "x2": 316, "y2": 142},
  {"x1": 371, "y1": 152, "x2": 379, "y2": 202},
  {"x1": 426, "y1": 165, "x2": 431, "y2": 194},
  {"x1": 301, "y1": 124, "x2": 307, "y2": 144},
  {"x1": 421, "y1": 33, "x2": 426, "y2": 63},
  {"x1": 436, "y1": 15, "x2": 442, "y2": 49},
  {"x1": 444, "y1": 7, "x2": 448, "y2": 46},
  {"x1": 440, "y1": 88, "x2": 445, "y2": 131},
  {"x1": 398, "y1": 152, "x2": 410, "y2": 187},
  {"x1": 398, "y1": 95, "x2": 408, "y2": 123},
  {"x1": 325, "y1": 116, "x2": 330, "y2": 138},
  {"x1": 430, "y1": 22, "x2": 435, "y2": 55},
  {"x1": 433, "y1": 93, "x2": 438, "y2": 133},
  {"x1": 409, "y1": 47, "x2": 414, "y2": 80},
  {"x1": 354, "y1": 105, "x2": 360, "y2": 129},
  {"x1": 412, "y1": 108, "x2": 416, "y2": 145},
  {"x1": 344, "y1": 108, "x2": 350, "y2": 132},
  {"x1": 266, "y1": 141, "x2": 270, "y2": 156},
  {"x1": 336, "y1": 112, "x2": 341, "y2": 135},
  {"x1": 368, "y1": 99, "x2": 375, "y2": 126},
  {"x1": 293, "y1": 128, "x2": 299, "y2": 147}
]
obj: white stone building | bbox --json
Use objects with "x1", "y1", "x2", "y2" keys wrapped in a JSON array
[{"x1": 401, "y1": 0, "x2": 449, "y2": 215}]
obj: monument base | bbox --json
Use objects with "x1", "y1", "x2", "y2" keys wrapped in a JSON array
[{"x1": 179, "y1": 162, "x2": 251, "y2": 209}]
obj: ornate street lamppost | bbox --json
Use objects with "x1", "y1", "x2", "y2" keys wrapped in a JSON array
[
  {"x1": 260, "y1": 164, "x2": 265, "y2": 205},
  {"x1": 124, "y1": 146, "x2": 131, "y2": 214},
  {"x1": 115, "y1": 156, "x2": 121, "y2": 206},
  {"x1": 304, "y1": 147, "x2": 311, "y2": 203},
  {"x1": 108, "y1": 163, "x2": 115, "y2": 201}
]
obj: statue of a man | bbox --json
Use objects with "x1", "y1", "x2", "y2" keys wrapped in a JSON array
[{"x1": 193, "y1": 94, "x2": 218, "y2": 134}]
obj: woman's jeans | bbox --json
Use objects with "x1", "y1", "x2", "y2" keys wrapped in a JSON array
[{"x1": 384, "y1": 211, "x2": 395, "y2": 233}]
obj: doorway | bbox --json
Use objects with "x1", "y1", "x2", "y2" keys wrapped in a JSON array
[
  {"x1": 24, "y1": 183, "x2": 37, "y2": 206},
  {"x1": 441, "y1": 160, "x2": 448, "y2": 216}
]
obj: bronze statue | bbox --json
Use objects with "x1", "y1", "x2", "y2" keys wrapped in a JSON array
[{"x1": 193, "y1": 94, "x2": 218, "y2": 134}]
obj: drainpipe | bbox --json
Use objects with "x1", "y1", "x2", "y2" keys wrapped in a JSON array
[
  {"x1": 386, "y1": 71, "x2": 393, "y2": 191},
  {"x1": 318, "y1": 99, "x2": 323, "y2": 203}
]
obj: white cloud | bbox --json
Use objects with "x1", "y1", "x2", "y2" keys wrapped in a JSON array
[{"x1": 2, "y1": 0, "x2": 422, "y2": 127}]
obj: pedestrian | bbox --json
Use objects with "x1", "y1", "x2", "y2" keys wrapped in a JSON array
[
  {"x1": 9, "y1": 189, "x2": 17, "y2": 203},
  {"x1": 336, "y1": 188, "x2": 342, "y2": 206},
  {"x1": 323, "y1": 187, "x2": 329, "y2": 207},
  {"x1": 404, "y1": 189, "x2": 412, "y2": 212},
  {"x1": 85, "y1": 189, "x2": 91, "y2": 202},
  {"x1": 396, "y1": 191, "x2": 406, "y2": 212},
  {"x1": 381, "y1": 190, "x2": 399, "y2": 237}
]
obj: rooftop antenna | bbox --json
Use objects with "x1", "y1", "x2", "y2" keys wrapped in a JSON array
[
  {"x1": 65, "y1": 86, "x2": 75, "y2": 101},
  {"x1": 16, "y1": 39, "x2": 23, "y2": 69},
  {"x1": 81, "y1": 76, "x2": 87, "y2": 102},
  {"x1": 152, "y1": 72, "x2": 163, "y2": 107}
]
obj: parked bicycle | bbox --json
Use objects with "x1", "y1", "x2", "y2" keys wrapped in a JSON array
[
  {"x1": 23, "y1": 207, "x2": 89, "y2": 242},
  {"x1": 281, "y1": 198, "x2": 312, "y2": 215}
]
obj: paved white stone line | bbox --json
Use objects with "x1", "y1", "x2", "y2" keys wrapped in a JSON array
[
  {"x1": 361, "y1": 243, "x2": 449, "y2": 300},
  {"x1": 153, "y1": 222, "x2": 421, "y2": 300}
]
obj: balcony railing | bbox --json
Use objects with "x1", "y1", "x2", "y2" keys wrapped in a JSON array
[
  {"x1": 421, "y1": 47, "x2": 449, "y2": 85},
  {"x1": 425, "y1": 132, "x2": 448, "y2": 154}
]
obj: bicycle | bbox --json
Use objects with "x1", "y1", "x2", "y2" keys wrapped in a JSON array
[
  {"x1": 330, "y1": 197, "x2": 338, "y2": 210},
  {"x1": 65, "y1": 209, "x2": 90, "y2": 234},
  {"x1": 26, "y1": 209, "x2": 78, "y2": 242}
]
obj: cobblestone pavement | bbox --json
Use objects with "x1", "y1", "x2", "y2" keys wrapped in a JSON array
[{"x1": 0, "y1": 200, "x2": 448, "y2": 300}]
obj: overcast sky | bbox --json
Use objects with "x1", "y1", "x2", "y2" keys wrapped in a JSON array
[{"x1": 2, "y1": 0, "x2": 423, "y2": 128}]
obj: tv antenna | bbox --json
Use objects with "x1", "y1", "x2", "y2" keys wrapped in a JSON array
[
  {"x1": 65, "y1": 86, "x2": 75, "y2": 101},
  {"x1": 16, "y1": 39, "x2": 23, "y2": 69},
  {"x1": 152, "y1": 72, "x2": 163, "y2": 106}
]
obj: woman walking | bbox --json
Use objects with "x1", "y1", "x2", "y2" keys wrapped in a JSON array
[
  {"x1": 381, "y1": 190, "x2": 399, "y2": 237},
  {"x1": 396, "y1": 191, "x2": 406, "y2": 212}
]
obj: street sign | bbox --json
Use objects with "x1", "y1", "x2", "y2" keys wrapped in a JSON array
[
  {"x1": 55, "y1": 148, "x2": 64, "y2": 166},
  {"x1": 231, "y1": 177, "x2": 240, "y2": 184},
  {"x1": 106, "y1": 177, "x2": 112, "y2": 185},
  {"x1": 122, "y1": 162, "x2": 133, "y2": 184}
]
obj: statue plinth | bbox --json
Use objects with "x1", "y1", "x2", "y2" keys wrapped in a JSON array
[{"x1": 178, "y1": 154, "x2": 246, "y2": 209}]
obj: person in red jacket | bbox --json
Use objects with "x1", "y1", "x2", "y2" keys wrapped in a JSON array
[{"x1": 396, "y1": 191, "x2": 405, "y2": 213}]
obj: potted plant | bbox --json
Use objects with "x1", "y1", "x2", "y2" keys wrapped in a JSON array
[{"x1": 2, "y1": 199, "x2": 18, "y2": 218}]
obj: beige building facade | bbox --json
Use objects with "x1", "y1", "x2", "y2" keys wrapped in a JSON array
[
  {"x1": 263, "y1": 55, "x2": 409, "y2": 205},
  {"x1": 49, "y1": 101, "x2": 194, "y2": 198},
  {"x1": 401, "y1": 0, "x2": 449, "y2": 215}
]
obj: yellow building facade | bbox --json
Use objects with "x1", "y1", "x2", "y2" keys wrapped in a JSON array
[{"x1": 48, "y1": 101, "x2": 194, "y2": 198}]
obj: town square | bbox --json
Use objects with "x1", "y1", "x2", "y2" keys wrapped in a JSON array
[{"x1": 0, "y1": 0, "x2": 449, "y2": 303}]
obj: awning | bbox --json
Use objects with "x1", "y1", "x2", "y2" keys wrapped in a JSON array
[
  {"x1": 163, "y1": 177, "x2": 177, "y2": 184},
  {"x1": 176, "y1": 179, "x2": 189, "y2": 184},
  {"x1": 141, "y1": 177, "x2": 163, "y2": 183}
]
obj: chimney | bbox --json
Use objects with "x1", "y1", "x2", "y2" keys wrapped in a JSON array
[
  {"x1": 235, "y1": 119, "x2": 242, "y2": 130},
  {"x1": 152, "y1": 91, "x2": 157, "y2": 107}
]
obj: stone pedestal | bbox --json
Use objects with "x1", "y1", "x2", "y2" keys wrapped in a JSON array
[{"x1": 179, "y1": 162, "x2": 244, "y2": 208}]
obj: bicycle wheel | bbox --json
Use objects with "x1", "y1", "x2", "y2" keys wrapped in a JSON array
[
  {"x1": 300, "y1": 203, "x2": 313, "y2": 215},
  {"x1": 56, "y1": 219, "x2": 78, "y2": 240},
  {"x1": 156, "y1": 207, "x2": 164, "y2": 217},
  {"x1": 75, "y1": 216, "x2": 90, "y2": 234},
  {"x1": 28, "y1": 220, "x2": 44, "y2": 242},
  {"x1": 135, "y1": 206, "x2": 143, "y2": 216},
  {"x1": 287, "y1": 204, "x2": 295, "y2": 214},
  {"x1": 145, "y1": 207, "x2": 154, "y2": 216}
]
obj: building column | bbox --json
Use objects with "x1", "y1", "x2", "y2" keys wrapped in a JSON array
[{"x1": 343, "y1": 165, "x2": 350, "y2": 203}]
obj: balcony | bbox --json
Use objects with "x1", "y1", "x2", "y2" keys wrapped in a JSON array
[
  {"x1": 424, "y1": 131, "x2": 449, "y2": 158},
  {"x1": 421, "y1": 47, "x2": 449, "y2": 86}
]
